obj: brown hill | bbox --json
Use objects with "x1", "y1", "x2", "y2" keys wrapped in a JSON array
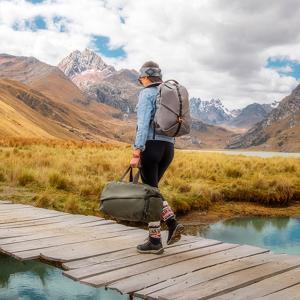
[
  {"x1": 0, "y1": 54, "x2": 137, "y2": 143},
  {"x1": 0, "y1": 54, "x2": 85, "y2": 105},
  {"x1": 0, "y1": 79, "x2": 75, "y2": 139}
]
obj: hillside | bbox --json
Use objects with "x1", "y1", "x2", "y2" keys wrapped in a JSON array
[
  {"x1": 227, "y1": 83, "x2": 300, "y2": 151},
  {"x1": 0, "y1": 79, "x2": 76, "y2": 139},
  {"x1": 228, "y1": 103, "x2": 270, "y2": 129},
  {"x1": 0, "y1": 54, "x2": 86, "y2": 105},
  {"x1": 0, "y1": 54, "x2": 138, "y2": 143}
]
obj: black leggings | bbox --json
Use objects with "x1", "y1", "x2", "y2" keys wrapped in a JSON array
[{"x1": 140, "y1": 140, "x2": 174, "y2": 188}]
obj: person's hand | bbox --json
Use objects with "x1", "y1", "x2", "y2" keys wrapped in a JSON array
[{"x1": 130, "y1": 149, "x2": 141, "y2": 168}]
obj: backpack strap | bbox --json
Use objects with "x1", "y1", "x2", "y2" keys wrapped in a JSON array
[
  {"x1": 145, "y1": 82, "x2": 161, "y2": 88},
  {"x1": 164, "y1": 79, "x2": 179, "y2": 85},
  {"x1": 147, "y1": 83, "x2": 162, "y2": 140},
  {"x1": 173, "y1": 83, "x2": 183, "y2": 137}
]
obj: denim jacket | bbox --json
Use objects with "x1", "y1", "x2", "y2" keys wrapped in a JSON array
[{"x1": 134, "y1": 85, "x2": 175, "y2": 151}]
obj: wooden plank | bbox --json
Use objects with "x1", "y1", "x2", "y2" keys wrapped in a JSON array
[
  {"x1": 258, "y1": 283, "x2": 300, "y2": 300},
  {"x1": 13, "y1": 229, "x2": 145, "y2": 260},
  {"x1": 80, "y1": 243, "x2": 239, "y2": 288},
  {"x1": 0, "y1": 213, "x2": 72, "y2": 225},
  {"x1": 64, "y1": 239, "x2": 222, "y2": 280},
  {"x1": 0, "y1": 214, "x2": 106, "y2": 229},
  {"x1": 0, "y1": 210, "x2": 68, "y2": 224},
  {"x1": 7, "y1": 230, "x2": 144, "y2": 261},
  {"x1": 0, "y1": 208, "x2": 63, "y2": 217},
  {"x1": 38, "y1": 230, "x2": 147, "y2": 262},
  {"x1": 0, "y1": 215, "x2": 106, "y2": 236},
  {"x1": 3, "y1": 229, "x2": 144, "y2": 261},
  {"x1": 1, "y1": 227, "x2": 142, "y2": 254},
  {"x1": 0, "y1": 200, "x2": 12, "y2": 204},
  {"x1": 0, "y1": 204, "x2": 33, "y2": 210},
  {"x1": 0, "y1": 222, "x2": 137, "y2": 246},
  {"x1": 135, "y1": 252, "x2": 275, "y2": 298},
  {"x1": 62, "y1": 236, "x2": 199, "y2": 270},
  {"x1": 108, "y1": 245, "x2": 269, "y2": 295},
  {"x1": 211, "y1": 264, "x2": 300, "y2": 300},
  {"x1": 167, "y1": 259, "x2": 300, "y2": 300}
]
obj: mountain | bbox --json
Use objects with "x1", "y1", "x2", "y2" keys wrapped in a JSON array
[
  {"x1": 228, "y1": 103, "x2": 270, "y2": 129},
  {"x1": 227, "y1": 84, "x2": 300, "y2": 151},
  {"x1": 58, "y1": 48, "x2": 115, "y2": 80},
  {"x1": 189, "y1": 98, "x2": 233, "y2": 125},
  {"x1": 58, "y1": 49, "x2": 140, "y2": 113},
  {"x1": 0, "y1": 54, "x2": 137, "y2": 143},
  {"x1": 190, "y1": 97, "x2": 280, "y2": 130}
]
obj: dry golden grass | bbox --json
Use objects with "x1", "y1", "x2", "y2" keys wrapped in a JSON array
[{"x1": 0, "y1": 138, "x2": 299, "y2": 217}]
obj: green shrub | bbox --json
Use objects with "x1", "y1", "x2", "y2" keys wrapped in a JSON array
[
  {"x1": 0, "y1": 171, "x2": 5, "y2": 182},
  {"x1": 49, "y1": 173, "x2": 71, "y2": 191},
  {"x1": 18, "y1": 172, "x2": 35, "y2": 186},
  {"x1": 225, "y1": 167, "x2": 243, "y2": 178}
]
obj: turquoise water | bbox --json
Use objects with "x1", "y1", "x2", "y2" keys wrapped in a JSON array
[
  {"x1": 0, "y1": 254, "x2": 128, "y2": 300},
  {"x1": 186, "y1": 217, "x2": 300, "y2": 255}
]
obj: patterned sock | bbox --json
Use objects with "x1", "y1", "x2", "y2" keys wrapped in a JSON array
[
  {"x1": 148, "y1": 221, "x2": 161, "y2": 245},
  {"x1": 161, "y1": 201, "x2": 175, "y2": 224}
]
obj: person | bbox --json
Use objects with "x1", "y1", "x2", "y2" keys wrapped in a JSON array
[{"x1": 130, "y1": 61, "x2": 184, "y2": 254}]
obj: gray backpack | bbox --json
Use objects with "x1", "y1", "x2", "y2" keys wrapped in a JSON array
[{"x1": 152, "y1": 80, "x2": 191, "y2": 138}]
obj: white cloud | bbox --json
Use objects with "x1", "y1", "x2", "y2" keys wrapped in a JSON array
[{"x1": 0, "y1": 0, "x2": 300, "y2": 109}]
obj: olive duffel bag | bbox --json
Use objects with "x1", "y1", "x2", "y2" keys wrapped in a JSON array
[{"x1": 100, "y1": 166, "x2": 164, "y2": 223}]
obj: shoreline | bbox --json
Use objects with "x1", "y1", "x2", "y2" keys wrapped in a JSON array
[{"x1": 178, "y1": 201, "x2": 300, "y2": 226}]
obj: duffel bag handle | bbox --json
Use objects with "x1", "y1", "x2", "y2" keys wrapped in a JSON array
[{"x1": 119, "y1": 166, "x2": 140, "y2": 183}]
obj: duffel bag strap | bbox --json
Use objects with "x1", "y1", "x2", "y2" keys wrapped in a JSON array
[
  {"x1": 119, "y1": 166, "x2": 141, "y2": 183},
  {"x1": 133, "y1": 169, "x2": 140, "y2": 184},
  {"x1": 119, "y1": 166, "x2": 133, "y2": 182}
]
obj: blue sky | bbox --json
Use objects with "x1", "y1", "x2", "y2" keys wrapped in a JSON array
[
  {"x1": 22, "y1": 10, "x2": 126, "y2": 58},
  {"x1": 267, "y1": 58, "x2": 300, "y2": 79},
  {"x1": 92, "y1": 36, "x2": 126, "y2": 58}
]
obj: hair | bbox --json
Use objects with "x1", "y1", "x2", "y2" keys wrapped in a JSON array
[{"x1": 141, "y1": 61, "x2": 162, "y2": 83}]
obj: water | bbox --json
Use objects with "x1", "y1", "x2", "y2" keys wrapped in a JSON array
[
  {"x1": 0, "y1": 255, "x2": 129, "y2": 300},
  {"x1": 185, "y1": 217, "x2": 300, "y2": 255},
  {"x1": 185, "y1": 150, "x2": 300, "y2": 158}
]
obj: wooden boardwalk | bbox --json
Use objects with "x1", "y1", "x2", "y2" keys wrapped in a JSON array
[{"x1": 1, "y1": 200, "x2": 300, "y2": 300}]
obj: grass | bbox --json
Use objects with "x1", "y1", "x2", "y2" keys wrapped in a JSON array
[{"x1": 0, "y1": 138, "x2": 299, "y2": 217}]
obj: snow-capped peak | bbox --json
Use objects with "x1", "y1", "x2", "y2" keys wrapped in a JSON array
[
  {"x1": 58, "y1": 48, "x2": 116, "y2": 79},
  {"x1": 189, "y1": 97, "x2": 233, "y2": 124}
]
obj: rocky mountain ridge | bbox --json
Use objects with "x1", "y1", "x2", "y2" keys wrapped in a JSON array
[
  {"x1": 58, "y1": 49, "x2": 140, "y2": 113},
  {"x1": 227, "y1": 83, "x2": 300, "y2": 151},
  {"x1": 190, "y1": 97, "x2": 279, "y2": 129}
]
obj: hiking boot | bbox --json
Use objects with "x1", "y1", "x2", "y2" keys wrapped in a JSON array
[
  {"x1": 167, "y1": 222, "x2": 184, "y2": 245},
  {"x1": 137, "y1": 240, "x2": 164, "y2": 254}
]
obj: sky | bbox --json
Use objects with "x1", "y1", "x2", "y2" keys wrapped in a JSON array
[{"x1": 0, "y1": 0, "x2": 300, "y2": 109}]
